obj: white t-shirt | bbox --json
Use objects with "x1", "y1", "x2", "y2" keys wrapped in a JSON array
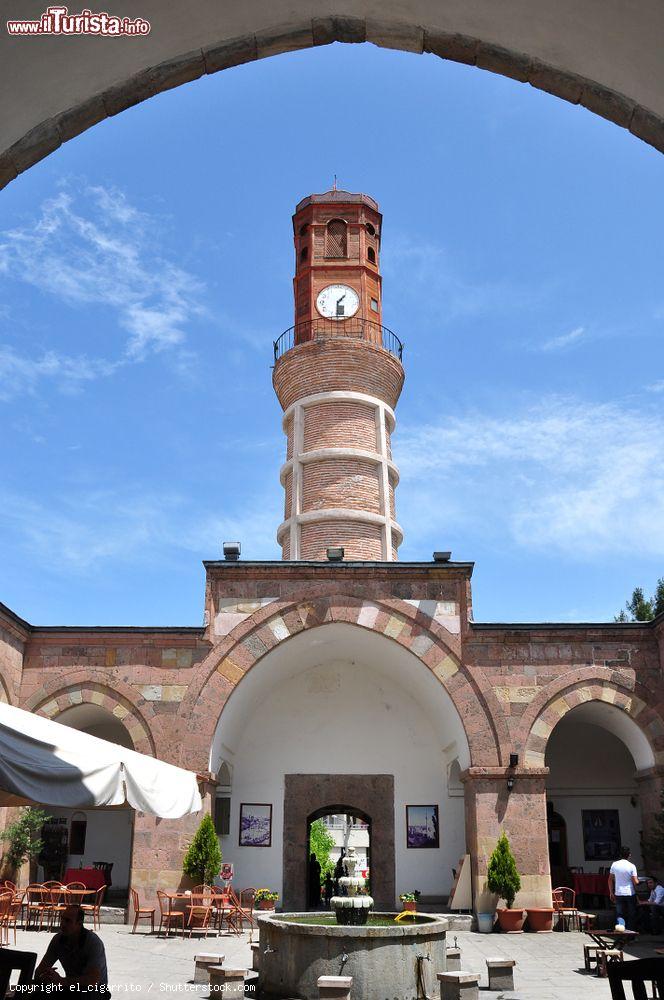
[{"x1": 610, "y1": 858, "x2": 638, "y2": 896}]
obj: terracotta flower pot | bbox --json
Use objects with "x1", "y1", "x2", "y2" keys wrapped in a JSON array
[
  {"x1": 496, "y1": 907, "x2": 526, "y2": 932},
  {"x1": 525, "y1": 907, "x2": 554, "y2": 932},
  {"x1": 401, "y1": 900, "x2": 417, "y2": 912},
  {"x1": 257, "y1": 899, "x2": 276, "y2": 910}
]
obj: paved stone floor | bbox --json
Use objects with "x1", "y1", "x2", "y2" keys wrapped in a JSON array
[
  {"x1": 7, "y1": 923, "x2": 664, "y2": 998},
  {"x1": 9, "y1": 924, "x2": 254, "y2": 995}
]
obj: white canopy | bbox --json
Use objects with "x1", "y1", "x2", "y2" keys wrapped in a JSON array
[{"x1": 0, "y1": 702, "x2": 202, "y2": 818}]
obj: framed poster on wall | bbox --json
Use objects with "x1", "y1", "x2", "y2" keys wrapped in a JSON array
[
  {"x1": 406, "y1": 805, "x2": 439, "y2": 849},
  {"x1": 239, "y1": 803, "x2": 272, "y2": 847},
  {"x1": 582, "y1": 809, "x2": 621, "y2": 861}
]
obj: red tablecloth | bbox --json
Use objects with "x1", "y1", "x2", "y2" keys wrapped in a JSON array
[
  {"x1": 63, "y1": 868, "x2": 108, "y2": 890},
  {"x1": 573, "y1": 873, "x2": 610, "y2": 897}
]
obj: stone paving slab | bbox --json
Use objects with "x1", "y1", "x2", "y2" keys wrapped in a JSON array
[
  {"x1": 9, "y1": 924, "x2": 254, "y2": 995},
  {"x1": 8, "y1": 923, "x2": 664, "y2": 999}
]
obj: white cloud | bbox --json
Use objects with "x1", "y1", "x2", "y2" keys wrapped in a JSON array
[
  {"x1": 0, "y1": 183, "x2": 206, "y2": 384},
  {"x1": 0, "y1": 345, "x2": 117, "y2": 401},
  {"x1": 396, "y1": 397, "x2": 664, "y2": 558},
  {"x1": 539, "y1": 325, "x2": 586, "y2": 352},
  {"x1": 0, "y1": 486, "x2": 281, "y2": 573},
  {"x1": 646, "y1": 379, "x2": 664, "y2": 393},
  {"x1": 381, "y1": 235, "x2": 543, "y2": 321}
]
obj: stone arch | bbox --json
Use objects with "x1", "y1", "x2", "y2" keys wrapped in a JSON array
[
  {"x1": 522, "y1": 674, "x2": 660, "y2": 769},
  {"x1": 24, "y1": 674, "x2": 156, "y2": 756},
  {"x1": 182, "y1": 593, "x2": 510, "y2": 769},
  {"x1": 3, "y1": 8, "x2": 664, "y2": 191}
]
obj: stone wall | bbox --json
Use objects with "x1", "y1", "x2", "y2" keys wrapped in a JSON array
[{"x1": 2, "y1": 564, "x2": 662, "y2": 909}]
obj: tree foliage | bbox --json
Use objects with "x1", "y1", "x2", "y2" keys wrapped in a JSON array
[
  {"x1": 309, "y1": 819, "x2": 336, "y2": 881},
  {"x1": 1, "y1": 807, "x2": 51, "y2": 872},
  {"x1": 487, "y1": 831, "x2": 521, "y2": 909},
  {"x1": 182, "y1": 814, "x2": 222, "y2": 885},
  {"x1": 615, "y1": 580, "x2": 664, "y2": 622}
]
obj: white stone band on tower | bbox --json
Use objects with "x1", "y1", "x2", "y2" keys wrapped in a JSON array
[{"x1": 276, "y1": 390, "x2": 403, "y2": 561}]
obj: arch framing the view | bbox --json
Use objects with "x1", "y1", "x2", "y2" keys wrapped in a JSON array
[
  {"x1": 183, "y1": 593, "x2": 510, "y2": 769},
  {"x1": 2, "y1": 7, "x2": 664, "y2": 191}
]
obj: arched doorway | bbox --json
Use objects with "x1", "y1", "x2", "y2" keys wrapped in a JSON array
[
  {"x1": 545, "y1": 701, "x2": 650, "y2": 891},
  {"x1": 546, "y1": 802, "x2": 569, "y2": 888},
  {"x1": 43, "y1": 704, "x2": 135, "y2": 903},
  {"x1": 307, "y1": 806, "x2": 371, "y2": 910},
  {"x1": 209, "y1": 621, "x2": 470, "y2": 911}
]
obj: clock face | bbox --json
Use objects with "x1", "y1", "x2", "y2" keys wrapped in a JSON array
[{"x1": 316, "y1": 284, "x2": 360, "y2": 320}]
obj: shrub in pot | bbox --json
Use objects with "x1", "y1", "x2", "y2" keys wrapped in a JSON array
[
  {"x1": 0, "y1": 807, "x2": 51, "y2": 882},
  {"x1": 487, "y1": 832, "x2": 525, "y2": 932},
  {"x1": 255, "y1": 888, "x2": 279, "y2": 910},
  {"x1": 399, "y1": 890, "x2": 420, "y2": 913},
  {"x1": 182, "y1": 814, "x2": 222, "y2": 886}
]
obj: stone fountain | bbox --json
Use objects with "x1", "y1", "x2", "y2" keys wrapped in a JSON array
[
  {"x1": 257, "y1": 845, "x2": 449, "y2": 999},
  {"x1": 329, "y1": 847, "x2": 373, "y2": 925}
]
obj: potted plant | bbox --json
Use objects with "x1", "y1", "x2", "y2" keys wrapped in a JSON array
[
  {"x1": 487, "y1": 832, "x2": 525, "y2": 932},
  {"x1": 0, "y1": 807, "x2": 51, "y2": 882},
  {"x1": 399, "y1": 890, "x2": 420, "y2": 913},
  {"x1": 255, "y1": 888, "x2": 279, "y2": 910},
  {"x1": 182, "y1": 814, "x2": 222, "y2": 886}
]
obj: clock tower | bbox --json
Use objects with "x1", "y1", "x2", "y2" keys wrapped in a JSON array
[{"x1": 273, "y1": 188, "x2": 405, "y2": 561}]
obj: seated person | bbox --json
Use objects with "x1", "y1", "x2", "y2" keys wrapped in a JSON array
[
  {"x1": 35, "y1": 904, "x2": 109, "y2": 995},
  {"x1": 637, "y1": 876, "x2": 664, "y2": 932}
]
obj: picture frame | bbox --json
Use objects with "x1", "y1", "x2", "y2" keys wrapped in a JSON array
[
  {"x1": 406, "y1": 804, "x2": 439, "y2": 849},
  {"x1": 239, "y1": 803, "x2": 272, "y2": 847}
]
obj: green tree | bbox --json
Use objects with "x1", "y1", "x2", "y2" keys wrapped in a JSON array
[
  {"x1": 487, "y1": 831, "x2": 521, "y2": 909},
  {"x1": 654, "y1": 579, "x2": 664, "y2": 618},
  {"x1": 1, "y1": 807, "x2": 51, "y2": 874},
  {"x1": 615, "y1": 581, "x2": 664, "y2": 622},
  {"x1": 309, "y1": 819, "x2": 336, "y2": 882},
  {"x1": 182, "y1": 814, "x2": 222, "y2": 885}
]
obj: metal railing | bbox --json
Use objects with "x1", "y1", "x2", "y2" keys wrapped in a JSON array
[{"x1": 273, "y1": 317, "x2": 403, "y2": 363}]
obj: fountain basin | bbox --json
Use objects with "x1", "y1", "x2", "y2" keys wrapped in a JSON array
[{"x1": 258, "y1": 912, "x2": 448, "y2": 1000}]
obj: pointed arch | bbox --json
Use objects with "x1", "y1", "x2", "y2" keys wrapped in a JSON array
[{"x1": 181, "y1": 593, "x2": 510, "y2": 769}]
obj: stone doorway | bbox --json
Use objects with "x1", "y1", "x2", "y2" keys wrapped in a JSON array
[
  {"x1": 283, "y1": 774, "x2": 394, "y2": 911},
  {"x1": 307, "y1": 807, "x2": 371, "y2": 909}
]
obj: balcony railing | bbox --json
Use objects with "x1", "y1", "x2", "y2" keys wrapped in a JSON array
[{"x1": 273, "y1": 317, "x2": 403, "y2": 363}]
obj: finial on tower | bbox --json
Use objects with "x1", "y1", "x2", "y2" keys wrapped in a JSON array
[{"x1": 332, "y1": 174, "x2": 337, "y2": 191}]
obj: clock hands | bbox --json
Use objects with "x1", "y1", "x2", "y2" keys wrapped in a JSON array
[{"x1": 335, "y1": 293, "x2": 346, "y2": 317}]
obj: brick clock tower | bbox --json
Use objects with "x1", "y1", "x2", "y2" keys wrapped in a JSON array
[{"x1": 273, "y1": 189, "x2": 405, "y2": 561}]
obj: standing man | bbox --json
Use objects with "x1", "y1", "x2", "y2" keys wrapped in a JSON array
[
  {"x1": 35, "y1": 904, "x2": 110, "y2": 995},
  {"x1": 609, "y1": 846, "x2": 639, "y2": 931}
]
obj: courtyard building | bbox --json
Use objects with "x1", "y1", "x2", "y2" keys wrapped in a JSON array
[{"x1": 1, "y1": 189, "x2": 663, "y2": 913}]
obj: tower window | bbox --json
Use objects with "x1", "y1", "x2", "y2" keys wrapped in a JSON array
[
  {"x1": 365, "y1": 222, "x2": 376, "y2": 236},
  {"x1": 370, "y1": 298, "x2": 379, "y2": 312},
  {"x1": 300, "y1": 246, "x2": 308, "y2": 263},
  {"x1": 325, "y1": 219, "x2": 347, "y2": 258},
  {"x1": 299, "y1": 223, "x2": 308, "y2": 236},
  {"x1": 367, "y1": 247, "x2": 376, "y2": 264}
]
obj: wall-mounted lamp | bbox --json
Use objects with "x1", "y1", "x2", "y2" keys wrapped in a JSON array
[
  {"x1": 507, "y1": 752, "x2": 518, "y2": 792},
  {"x1": 327, "y1": 547, "x2": 345, "y2": 562}
]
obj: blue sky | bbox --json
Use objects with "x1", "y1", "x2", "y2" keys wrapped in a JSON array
[{"x1": 1, "y1": 43, "x2": 663, "y2": 626}]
